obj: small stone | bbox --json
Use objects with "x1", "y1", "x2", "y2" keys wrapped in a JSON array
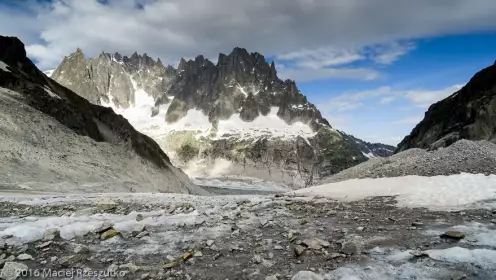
[
  {"x1": 0, "y1": 262, "x2": 28, "y2": 280},
  {"x1": 135, "y1": 231, "x2": 149, "y2": 239},
  {"x1": 182, "y1": 252, "x2": 194, "y2": 261},
  {"x1": 440, "y1": 231, "x2": 465, "y2": 240},
  {"x1": 140, "y1": 273, "x2": 150, "y2": 280},
  {"x1": 16, "y1": 253, "x2": 33, "y2": 261},
  {"x1": 253, "y1": 254, "x2": 263, "y2": 264},
  {"x1": 100, "y1": 229, "x2": 120, "y2": 240},
  {"x1": 108, "y1": 264, "x2": 119, "y2": 271},
  {"x1": 451, "y1": 272, "x2": 467, "y2": 280},
  {"x1": 262, "y1": 259, "x2": 274, "y2": 268},
  {"x1": 294, "y1": 245, "x2": 306, "y2": 257},
  {"x1": 163, "y1": 261, "x2": 178, "y2": 269},
  {"x1": 50, "y1": 256, "x2": 58, "y2": 262},
  {"x1": 329, "y1": 253, "x2": 345, "y2": 259},
  {"x1": 120, "y1": 262, "x2": 141, "y2": 273},
  {"x1": 95, "y1": 221, "x2": 114, "y2": 234},
  {"x1": 356, "y1": 227, "x2": 365, "y2": 232},
  {"x1": 213, "y1": 253, "x2": 223, "y2": 260},
  {"x1": 302, "y1": 238, "x2": 329, "y2": 250},
  {"x1": 412, "y1": 222, "x2": 424, "y2": 227},
  {"x1": 132, "y1": 224, "x2": 146, "y2": 236},
  {"x1": 0, "y1": 254, "x2": 5, "y2": 260},
  {"x1": 341, "y1": 235, "x2": 363, "y2": 255},
  {"x1": 409, "y1": 250, "x2": 429, "y2": 258},
  {"x1": 206, "y1": 240, "x2": 215, "y2": 247},
  {"x1": 291, "y1": 271, "x2": 324, "y2": 280},
  {"x1": 36, "y1": 241, "x2": 52, "y2": 249},
  {"x1": 136, "y1": 214, "x2": 144, "y2": 221},
  {"x1": 193, "y1": 251, "x2": 203, "y2": 257},
  {"x1": 274, "y1": 245, "x2": 283, "y2": 250},
  {"x1": 43, "y1": 228, "x2": 60, "y2": 241},
  {"x1": 74, "y1": 244, "x2": 90, "y2": 255},
  {"x1": 5, "y1": 256, "x2": 15, "y2": 262},
  {"x1": 265, "y1": 275, "x2": 279, "y2": 280}
]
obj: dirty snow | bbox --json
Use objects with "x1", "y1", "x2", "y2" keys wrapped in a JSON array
[
  {"x1": 296, "y1": 173, "x2": 496, "y2": 210},
  {"x1": 362, "y1": 151, "x2": 375, "y2": 158},
  {"x1": 43, "y1": 69, "x2": 55, "y2": 77},
  {"x1": 43, "y1": 86, "x2": 60, "y2": 99},
  {"x1": 0, "y1": 60, "x2": 10, "y2": 72}
]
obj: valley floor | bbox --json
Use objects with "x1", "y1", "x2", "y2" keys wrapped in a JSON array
[{"x1": 0, "y1": 174, "x2": 496, "y2": 280}]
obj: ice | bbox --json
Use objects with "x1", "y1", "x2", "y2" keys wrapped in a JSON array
[
  {"x1": 296, "y1": 173, "x2": 496, "y2": 210},
  {"x1": 0, "y1": 60, "x2": 10, "y2": 72},
  {"x1": 426, "y1": 247, "x2": 496, "y2": 270}
]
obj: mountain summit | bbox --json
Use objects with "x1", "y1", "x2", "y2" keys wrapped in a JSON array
[{"x1": 51, "y1": 47, "x2": 394, "y2": 187}]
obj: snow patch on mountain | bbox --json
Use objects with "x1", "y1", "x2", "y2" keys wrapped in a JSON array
[
  {"x1": 0, "y1": 60, "x2": 10, "y2": 72},
  {"x1": 100, "y1": 86, "x2": 316, "y2": 142}
]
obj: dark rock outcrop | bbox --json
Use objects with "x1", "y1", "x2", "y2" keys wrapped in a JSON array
[
  {"x1": 158, "y1": 47, "x2": 330, "y2": 128},
  {"x1": 396, "y1": 61, "x2": 496, "y2": 152}
]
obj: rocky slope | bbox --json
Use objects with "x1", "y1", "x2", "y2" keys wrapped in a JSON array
[
  {"x1": 396, "y1": 60, "x2": 496, "y2": 152},
  {"x1": 51, "y1": 47, "x2": 394, "y2": 187},
  {"x1": 0, "y1": 35, "x2": 203, "y2": 194}
]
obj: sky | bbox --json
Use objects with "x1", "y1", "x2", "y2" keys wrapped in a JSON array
[{"x1": 1, "y1": 0, "x2": 496, "y2": 145}]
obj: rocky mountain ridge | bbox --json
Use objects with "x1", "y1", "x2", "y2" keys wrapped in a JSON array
[
  {"x1": 0, "y1": 35, "x2": 202, "y2": 194},
  {"x1": 396, "y1": 60, "x2": 496, "y2": 152},
  {"x1": 51, "y1": 47, "x2": 394, "y2": 187}
]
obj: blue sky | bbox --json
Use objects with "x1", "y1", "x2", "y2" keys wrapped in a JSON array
[{"x1": 1, "y1": 0, "x2": 496, "y2": 145}]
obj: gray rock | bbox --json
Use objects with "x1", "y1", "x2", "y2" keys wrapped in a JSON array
[
  {"x1": 135, "y1": 231, "x2": 150, "y2": 239},
  {"x1": 43, "y1": 228, "x2": 60, "y2": 241},
  {"x1": 206, "y1": 240, "x2": 215, "y2": 247},
  {"x1": 341, "y1": 235, "x2": 363, "y2": 255},
  {"x1": 302, "y1": 238, "x2": 330, "y2": 250},
  {"x1": 265, "y1": 275, "x2": 279, "y2": 280},
  {"x1": 291, "y1": 271, "x2": 323, "y2": 280},
  {"x1": 0, "y1": 262, "x2": 28, "y2": 280},
  {"x1": 74, "y1": 244, "x2": 90, "y2": 255},
  {"x1": 16, "y1": 253, "x2": 33, "y2": 261},
  {"x1": 294, "y1": 245, "x2": 306, "y2": 257}
]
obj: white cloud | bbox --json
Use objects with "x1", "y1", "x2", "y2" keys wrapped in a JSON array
[
  {"x1": 325, "y1": 84, "x2": 465, "y2": 111},
  {"x1": 393, "y1": 116, "x2": 423, "y2": 125},
  {"x1": 368, "y1": 42, "x2": 416, "y2": 64},
  {"x1": 404, "y1": 84, "x2": 464, "y2": 107},
  {"x1": 1, "y1": 0, "x2": 495, "y2": 69},
  {"x1": 277, "y1": 66, "x2": 380, "y2": 82}
]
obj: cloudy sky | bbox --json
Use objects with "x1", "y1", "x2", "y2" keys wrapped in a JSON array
[{"x1": 1, "y1": 0, "x2": 496, "y2": 145}]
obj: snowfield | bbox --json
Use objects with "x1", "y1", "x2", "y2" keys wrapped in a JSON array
[{"x1": 296, "y1": 173, "x2": 496, "y2": 210}]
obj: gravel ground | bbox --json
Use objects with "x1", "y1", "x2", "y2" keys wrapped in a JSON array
[
  {"x1": 322, "y1": 140, "x2": 496, "y2": 184},
  {"x1": 0, "y1": 192, "x2": 495, "y2": 280}
]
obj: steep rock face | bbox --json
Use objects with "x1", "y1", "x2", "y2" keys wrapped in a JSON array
[
  {"x1": 396, "y1": 61, "x2": 496, "y2": 152},
  {"x1": 51, "y1": 50, "x2": 176, "y2": 108},
  {"x1": 0, "y1": 35, "x2": 200, "y2": 194},
  {"x1": 159, "y1": 48, "x2": 329, "y2": 129}
]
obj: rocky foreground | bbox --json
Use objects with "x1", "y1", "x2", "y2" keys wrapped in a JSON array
[{"x1": 0, "y1": 188, "x2": 495, "y2": 280}]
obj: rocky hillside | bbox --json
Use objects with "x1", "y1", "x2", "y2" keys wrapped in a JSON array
[
  {"x1": 396, "y1": 60, "x2": 496, "y2": 152},
  {"x1": 0, "y1": 35, "x2": 203, "y2": 194},
  {"x1": 51, "y1": 47, "x2": 394, "y2": 187}
]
